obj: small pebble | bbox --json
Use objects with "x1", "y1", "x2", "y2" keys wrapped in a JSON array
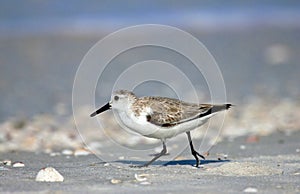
[
  {"x1": 35, "y1": 167, "x2": 64, "y2": 182},
  {"x1": 50, "y1": 152, "x2": 61, "y2": 157},
  {"x1": 243, "y1": 187, "x2": 258, "y2": 193},
  {"x1": 12, "y1": 162, "x2": 25, "y2": 168},
  {"x1": 118, "y1": 156, "x2": 125, "y2": 160},
  {"x1": 135, "y1": 173, "x2": 148, "y2": 182},
  {"x1": 294, "y1": 172, "x2": 300, "y2": 175},
  {"x1": 62, "y1": 149, "x2": 73, "y2": 155},
  {"x1": 74, "y1": 148, "x2": 91, "y2": 156},
  {"x1": 111, "y1": 179, "x2": 122, "y2": 184},
  {"x1": 104, "y1": 163, "x2": 110, "y2": 167},
  {"x1": 240, "y1": 145, "x2": 246, "y2": 150},
  {"x1": 140, "y1": 181, "x2": 151, "y2": 185}
]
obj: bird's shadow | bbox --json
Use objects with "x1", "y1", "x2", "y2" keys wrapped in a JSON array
[{"x1": 116, "y1": 159, "x2": 230, "y2": 166}]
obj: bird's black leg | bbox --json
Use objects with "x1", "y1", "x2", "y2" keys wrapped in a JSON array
[
  {"x1": 136, "y1": 141, "x2": 167, "y2": 167},
  {"x1": 186, "y1": 131, "x2": 205, "y2": 167}
]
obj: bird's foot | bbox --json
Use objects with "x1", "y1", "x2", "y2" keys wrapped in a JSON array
[
  {"x1": 192, "y1": 150, "x2": 205, "y2": 160},
  {"x1": 192, "y1": 150, "x2": 205, "y2": 167}
]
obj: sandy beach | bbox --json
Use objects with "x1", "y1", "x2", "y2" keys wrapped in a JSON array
[{"x1": 1, "y1": 131, "x2": 299, "y2": 193}]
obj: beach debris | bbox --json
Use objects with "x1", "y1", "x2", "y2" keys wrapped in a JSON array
[
  {"x1": 118, "y1": 156, "x2": 125, "y2": 160},
  {"x1": 0, "y1": 99, "x2": 300, "y2": 153},
  {"x1": 61, "y1": 149, "x2": 73, "y2": 155},
  {"x1": 12, "y1": 162, "x2": 25, "y2": 167},
  {"x1": 50, "y1": 152, "x2": 61, "y2": 157},
  {"x1": 35, "y1": 167, "x2": 64, "y2": 182},
  {"x1": 140, "y1": 181, "x2": 151, "y2": 185},
  {"x1": 243, "y1": 187, "x2": 258, "y2": 193},
  {"x1": 134, "y1": 173, "x2": 149, "y2": 182},
  {"x1": 103, "y1": 163, "x2": 110, "y2": 167},
  {"x1": 74, "y1": 148, "x2": 91, "y2": 156},
  {"x1": 110, "y1": 179, "x2": 122, "y2": 184},
  {"x1": 293, "y1": 171, "x2": 300, "y2": 176}
]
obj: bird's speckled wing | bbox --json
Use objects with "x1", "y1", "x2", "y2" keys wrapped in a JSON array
[{"x1": 131, "y1": 97, "x2": 213, "y2": 127}]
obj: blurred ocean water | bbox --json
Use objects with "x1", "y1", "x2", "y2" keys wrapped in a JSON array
[
  {"x1": 0, "y1": 1, "x2": 300, "y2": 121},
  {"x1": 1, "y1": 1, "x2": 300, "y2": 35}
]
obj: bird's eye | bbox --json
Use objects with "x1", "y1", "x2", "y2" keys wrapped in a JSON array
[{"x1": 114, "y1": 96, "x2": 119, "y2": 101}]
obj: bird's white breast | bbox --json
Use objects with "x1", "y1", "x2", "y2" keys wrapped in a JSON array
[
  {"x1": 114, "y1": 107, "x2": 212, "y2": 140},
  {"x1": 115, "y1": 108, "x2": 156, "y2": 137}
]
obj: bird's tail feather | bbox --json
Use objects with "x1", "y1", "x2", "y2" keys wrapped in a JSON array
[{"x1": 199, "y1": 103, "x2": 232, "y2": 118}]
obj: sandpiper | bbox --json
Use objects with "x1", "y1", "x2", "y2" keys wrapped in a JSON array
[{"x1": 91, "y1": 90, "x2": 232, "y2": 167}]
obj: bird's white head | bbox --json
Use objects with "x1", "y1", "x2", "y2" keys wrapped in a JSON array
[
  {"x1": 110, "y1": 90, "x2": 137, "y2": 111},
  {"x1": 90, "y1": 90, "x2": 137, "y2": 117}
]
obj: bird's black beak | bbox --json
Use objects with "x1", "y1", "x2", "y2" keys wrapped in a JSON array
[{"x1": 90, "y1": 102, "x2": 111, "y2": 117}]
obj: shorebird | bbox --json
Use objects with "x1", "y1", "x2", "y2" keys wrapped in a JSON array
[{"x1": 90, "y1": 90, "x2": 232, "y2": 167}]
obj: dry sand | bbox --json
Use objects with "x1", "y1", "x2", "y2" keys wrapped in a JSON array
[{"x1": 1, "y1": 131, "x2": 299, "y2": 193}]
